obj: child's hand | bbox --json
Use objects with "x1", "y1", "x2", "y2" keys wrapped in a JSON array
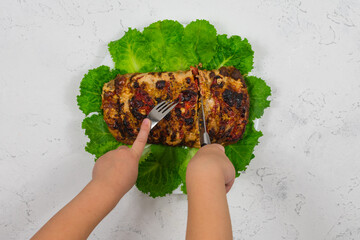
[
  {"x1": 31, "y1": 119, "x2": 151, "y2": 240},
  {"x1": 186, "y1": 144, "x2": 235, "y2": 240},
  {"x1": 92, "y1": 118, "x2": 151, "y2": 196},
  {"x1": 186, "y1": 144, "x2": 235, "y2": 193}
]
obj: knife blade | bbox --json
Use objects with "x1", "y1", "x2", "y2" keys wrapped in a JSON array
[{"x1": 198, "y1": 96, "x2": 211, "y2": 147}]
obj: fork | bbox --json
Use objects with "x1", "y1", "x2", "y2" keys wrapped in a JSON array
[{"x1": 147, "y1": 100, "x2": 179, "y2": 130}]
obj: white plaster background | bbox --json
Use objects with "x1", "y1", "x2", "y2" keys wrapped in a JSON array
[{"x1": 1, "y1": 0, "x2": 360, "y2": 239}]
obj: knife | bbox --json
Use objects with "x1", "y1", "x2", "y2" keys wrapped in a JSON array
[{"x1": 199, "y1": 96, "x2": 211, "y2": 147}]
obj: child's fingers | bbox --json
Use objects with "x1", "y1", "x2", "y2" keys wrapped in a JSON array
[
  {"x1": 131, "y1": 118, "x2": 151, "y2": 160},
  {"x1": 225, "y1": 179, "x2": 234, "y2": 193}
]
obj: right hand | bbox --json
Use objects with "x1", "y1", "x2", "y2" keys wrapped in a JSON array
[{"x1": 186, "y1": 144, "x2": 235, "y2": 193}]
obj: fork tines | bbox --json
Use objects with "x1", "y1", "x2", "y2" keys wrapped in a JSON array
[{"x1": 156, "y1": 101, "x2": 178, "y2": 114}]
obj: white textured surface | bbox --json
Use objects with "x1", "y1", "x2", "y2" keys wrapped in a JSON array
[{"x1": 1, "y1": 0, "x2": 360, "y2": 239}]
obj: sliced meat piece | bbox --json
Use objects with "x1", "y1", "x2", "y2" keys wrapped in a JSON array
[
  {"x1": 198, "y1": 66, "x2": 249, "y2": 145},
  {"x1": 102, "y1": 70, "x2": 200, "y2": 147}
]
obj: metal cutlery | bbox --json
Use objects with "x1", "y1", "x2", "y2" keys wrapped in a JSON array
[
  {"x1": 147, "y1": 100, "x2": 179, "y2": 130},
  {"x1": 198, "y1": 96, "x2": 211, "y2": 147}
]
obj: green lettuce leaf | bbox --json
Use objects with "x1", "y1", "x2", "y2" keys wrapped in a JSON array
[
  {"x1": 246, "y1": 76, "x2": 271, "y2": 120},
  {"x1": 82, "y1": 114, "x2": 121, "y2": 159},
  {"x1": 108, "y1": 28, "x2": 157, "y2": 73},
  {"x1": 77, "y1": 66, "x2": 120, "y2": 116},
  {"x1": 204, "y1": 34, "x2": 254, "y2": 74},
  {"x1": 143, "y1": 20, "x2": 185, "y2": 71},
  {"x1": 182, "y1": 20, "x2": 217, "y2": 65},
  {"x1": 143, "y1": 20, "x2": 200, "y2": 71},
  {"x1": 223, "y1": 75, "x2": 270, "y2": 177},
  {"x1": 136, "y1": 145, "x2": 188, "y2": 197},
  {"x1": 79, "y1": 19, "x2": 272, "y2": 197},
  {"x1": 161, "y1": 45, "x2": 198, "y2": 72},
  {"x1": 225, "y1": 121, "x2": 263, "y2": 177},
  {"x1": 139, "y1": 144, "x2": 151, "y2": 163}
]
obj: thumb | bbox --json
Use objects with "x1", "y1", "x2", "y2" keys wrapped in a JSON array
[{"x1": 131, "y1": 118, "x2": 151, "y2": 159}]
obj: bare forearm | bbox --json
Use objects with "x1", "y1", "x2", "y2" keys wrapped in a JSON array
[
  {"x1": 186, "y1": 174, "x2": 233, "y2": 240},
  {"x1": 32, "y1": 119, "x2": 151, "y2": 240},
  {"x1": 32, "y1": 180, "x2": 125, "y2": 240}
]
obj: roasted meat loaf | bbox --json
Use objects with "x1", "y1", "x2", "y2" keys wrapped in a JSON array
[
  {"x1": 198, "y1": 67, "x2": 250, "y2": 146},
  {"x1": 101, "y1": 66, "x2": 249, "y2": 148}
]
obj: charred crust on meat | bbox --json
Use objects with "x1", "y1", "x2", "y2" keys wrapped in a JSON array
[
  {"x1": 130, "y1": 96, "x2": 144, "y2": 108},
  {"x1": 223, "y1": 129, "x2": 231, "y2": 137},
  {"x1": 118, "y1": 101, "x2": 124, "y2": 111},
  {"x1": 130, "y1": 107, "x2": 146, "y2": 120},
  {"x1": 190, "y1": 66, "x2": 199, "y2": 76},
  {"x1": 169, "y1": 74, "x2": 175, "y2": 80},
  {"x1": 186, "y1": 77, "x2": 191, "y2": 84},
  {"x1": 222, "y1": 89, "x2": 243, "y2": 109},
  {"x1": 175, "y1": 107, "x2": 182, "y2": 118},
  {"x1": 220, "y1": 125, "x2": 225, "y2": 131},
  {"x1": 123, "y1": 117, "x2": 135, "y2": 137},
  {"x1": 155, "y1": 97, "x2": 162, "y2": 103},
  {"x1": 135, "y1": 76, "x2": 144, "y2": 81},
  {"x1": 241, "y1": 105, "x2": 249, "y2": 118},
  {"x1": 240, "y1": 78, "x2": 247, "y2": 88},
  {"x1": 130, "y1": 74, "x2": 138, "y2": 81},
  {"x1": 129, "y1": 89, "x2": 154, "y2": 120},
  {"x1": 106, "y1": 120, "x2": 116, "y2": 130},
  {"x1": 166, "y1": 127, "x2": 172, "y2": 136},
  {"x1": 171, "y1": 132, "x2": 177, "y2": 141},
  {"x1": 156, "y1": 80, "x2": 166, "y2": 89},
  {"x1": 208, "y1": 129, "x2": 216, "y2": 138},
  {"x1": 164, "y1": 113, "x2": 171, "y2": 121},
  {"x1": 133, "y1": 81, "x2": 140, "y2": 88},
  {"x1": 241, "y1": 107, "x2": 246, "y2": 114},
  {"x1": 228, "y1": 134, "x2": 240, "y2": 143},
  {"x1": 158, "y1": 133, "x2": 166, "y2": 143},
  {"x1": 117, "y1": 120, "x2": 126, "y2": 136},
  {"x1": 181, "y1": 90, "x2": 197, "y2": 102},
  {"x1": 209, "y1": 71, "x2": 215, "y2": 79},
  {"x1": 230, "y1": 68, "x2": 243, "y2": 80},
  {"x1": 219, "y1": 67, "x2": 229, "y2": 77},
  {"x1": 103, "y1": 91, "x2": 114, "y2": 99},
  {"x1": 194, "y1": 76, "x2": 200, "y2": 86},
  {"x1": 140, "y1": 82, "x2": 147, "y2": 89},
  {"x1": 211, "y1": 81, "x2": 224, "y2": 89},
  {"x1": 184, "y1": 118, "x2": 194, "y2": 125}
]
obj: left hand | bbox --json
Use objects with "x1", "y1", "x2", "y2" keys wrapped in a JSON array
[
  {"x1": 92, "y1": 118, "x2": 151, "y2": 196},
  {"x1": 31, "y1": 119, "x2": 151, "y2": 240}
]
